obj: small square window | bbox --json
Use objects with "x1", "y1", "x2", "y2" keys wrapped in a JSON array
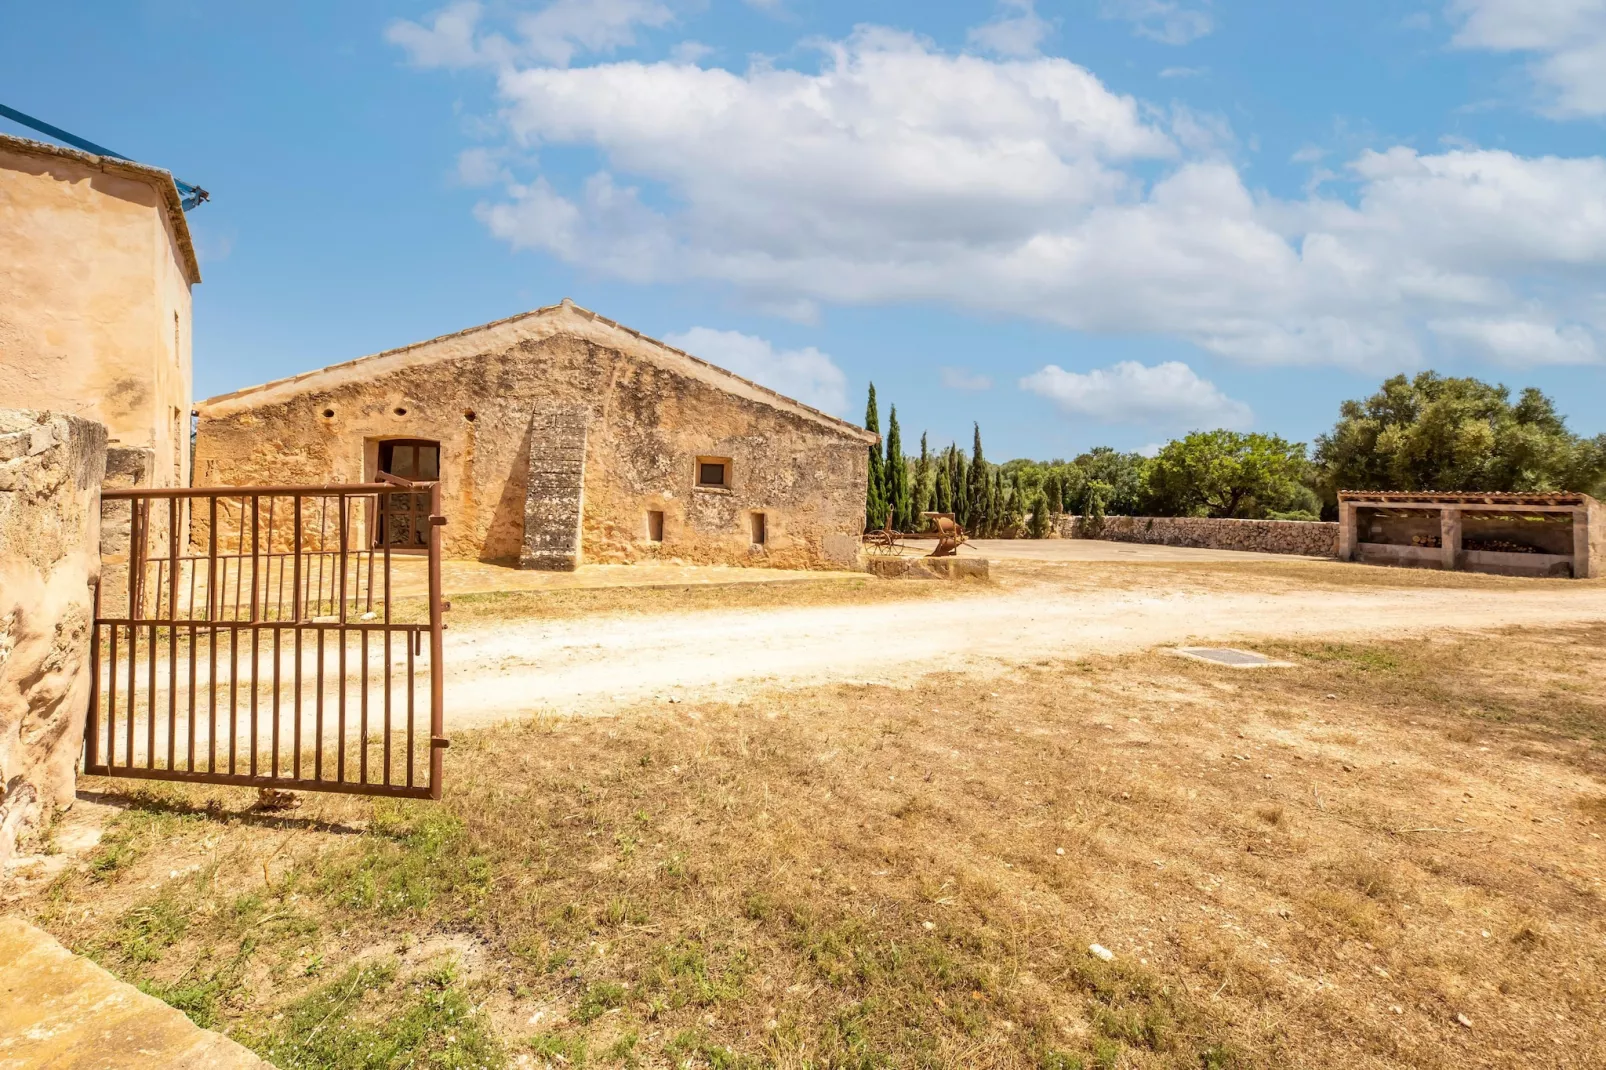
[
  {"x1": 647, "y1": 510, "x2": 665, "y2": 543},
  {"x1": 751, "y1": 512, "x2": 767, "y2": 546},
  {"x1": 695, "y1": 457, "x2": 732, "y2": 489}
]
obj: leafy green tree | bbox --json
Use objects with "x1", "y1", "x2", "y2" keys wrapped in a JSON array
[
  {"x1": 935, "y1": 444, "x2": 953, "y2": 515},
  {"x1": 864, "y1": 384, "x2": 888, "y2": 531},
  {"x1": 885, "y1": 404, "x2": 911, "y2": 531},
  {"x1": 1315, "y1": 372, "x2": 1606, "y2": 499},
  {"x1": 1071, "y1": 448, "x2": 1148, "y2": 515},
  {"x1": 1145, "y1": 430, "x2": 1312, "y2": 519},
  {"x1": 1029, "y1": 490, "x2": 1051, "y2": 538}
]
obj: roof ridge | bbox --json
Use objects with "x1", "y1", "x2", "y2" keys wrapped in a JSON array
[{"x1": 197, "y1": 300, "x2": 877, "y2": 443}]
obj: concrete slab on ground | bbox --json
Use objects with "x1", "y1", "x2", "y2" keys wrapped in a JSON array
[{"x1": 0, "y1": 915, "x2": 272, "y2": 1069}]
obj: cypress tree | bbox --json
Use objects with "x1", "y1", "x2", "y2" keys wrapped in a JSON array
[
  {"x1": 864, "y1": 384, "x2": 887, "y2": 531},
  {"x1": 1029, "y1": 490, "x2": 1051, "y2": 538},
  {"x1": 934, "y1": 445, "x2": 952, "y2": 515},
  {"x1": 914, "y1": 432, "x2": 932, "y2": 526},
  {"x1": 1009, "y1": 470, "x2": 1029, "y2": 534},
  {"x1": 1047, "y1": 473, "x2": 1064, "y2": 515},
  {"x1": 885, "y1": 405, "x2": 909, "y2": 531},
  {"x1": 967, "y1": 424, "x2": 988, "y2": 534},
  {"x1": 955, "y1": 449, "x2": 971, "y2": 529}
]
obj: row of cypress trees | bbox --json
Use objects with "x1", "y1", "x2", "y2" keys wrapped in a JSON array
[{"x1": 863, "y1": 384, "x2": 1065, "y2": 537}]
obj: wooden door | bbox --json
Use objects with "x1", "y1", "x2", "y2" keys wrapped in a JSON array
[{"x1": 377, "y1": 440, "x2": 440, "y2": 548}]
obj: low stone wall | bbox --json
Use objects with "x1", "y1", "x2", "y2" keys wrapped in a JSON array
[
  {"x1": 1057, "y1": 514, "x2": 1338, "y2": 557},
  {"x1": 0, "y1": 408, "x2": 106, "y2": 867}
]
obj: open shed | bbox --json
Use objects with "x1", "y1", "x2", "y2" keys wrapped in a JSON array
[{"x1": 1337, "y1": 491, "x2": 1603, "y2": 579}]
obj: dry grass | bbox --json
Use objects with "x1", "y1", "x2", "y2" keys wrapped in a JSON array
[
  {"x1": 429, "y1": 574, "x2": 981, "y2": 625},
  {"x1": 14, "y1": 624, "x2": 1606, "y2": 1068}
]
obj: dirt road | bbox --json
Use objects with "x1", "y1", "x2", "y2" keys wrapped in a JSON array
[{"x1": 443, "y1": 575, "x2": 1606, "y2": 726}]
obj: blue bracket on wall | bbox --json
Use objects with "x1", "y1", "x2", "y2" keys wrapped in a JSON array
[{"x1": 0, "y1": 102, "x2": 209, "y2": 210}]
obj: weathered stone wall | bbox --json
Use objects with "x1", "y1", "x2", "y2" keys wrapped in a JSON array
[
  {"x1": 194, "y1": 302, "x2": 873, "y2": 570},
  {"x1": 521, "y1": 407, "x2": 589, "y2": 570},
  {"x1": 1057, "y1": 514, "x2": 1338, "y2": 557},
  {"x1": 0, "y1": 408, "x2": 106, "y2": 865},
  {"x1": 0, "y1": 135, "x2": 196, "y2": 491}
]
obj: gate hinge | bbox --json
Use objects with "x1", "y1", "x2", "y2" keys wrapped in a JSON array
[
  {"x1": 429, "y1": 515, "x2": 448, "y2": 526},
  {"x1": 431, "y1": 736, "x2": 451, "y2": 749}
]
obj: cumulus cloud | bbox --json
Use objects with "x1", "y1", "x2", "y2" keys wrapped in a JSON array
[
  {"x1": 940, "y1": 367, "x2": 994, "y2": 391},
  {"x1": 396, "y1": 14, "x2": 1606, "y2": 373},
  {"x1": 1448, "y1": 0, "x2": 1606, "y2": 116},
  {"x1": 968, "y1": 0, "x2": 1054, "y2": 58},
  {"x1": 661, "y1": 327, "x2": 849, "y2": 414},
  {"x1": 1020, "y1": 361, "x2": 1252, "y2": 429},
  {"x1": 1101, "y1": 0, "x2": 1214, "y2": 45},
  {"x1": 387, "y1": 0, "x2": 673, "y2": 69}
]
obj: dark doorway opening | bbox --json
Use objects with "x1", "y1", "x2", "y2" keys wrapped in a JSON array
[{"x1": 377, "y1": 439, "x2": 440, "y2": 548}]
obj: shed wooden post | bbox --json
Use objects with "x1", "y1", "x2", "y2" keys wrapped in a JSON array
[
  {"x1": 1574, "y1": 505, "x2": 1593, "y2": 579},
  {"x1": 1440, "y1": 506, "x2": 1461, "y2": 571},
  {"x1": 1337, "y1": 500, "x2": 1357, "y2": 561}
]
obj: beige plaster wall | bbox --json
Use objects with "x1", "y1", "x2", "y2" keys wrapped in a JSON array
[
  {"x1": 194, "y1": 319, "x2": 870, "y2": 569},
  {"x1": 0, "y1": 139, "x2": 194, "y2": 489},
  {"x1": 0, "y1": 408, "x2": 106, "y2": 864}
]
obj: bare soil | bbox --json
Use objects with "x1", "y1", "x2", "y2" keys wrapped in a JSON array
[
  {"x1": 5, "y1": 556, "x2": 1605, "y2": 1069},
  {"x1": 440, "y1": 558, "x2": 1606, "y2": 726}
]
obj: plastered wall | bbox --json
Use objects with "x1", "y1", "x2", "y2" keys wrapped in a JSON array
[{"x1": 0, "y1": 139, "x2": 195, "y2": 489}]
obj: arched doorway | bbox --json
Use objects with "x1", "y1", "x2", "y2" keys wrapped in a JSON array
[{"x1": 377, "y1": 439, "x2": 440, "y2": 548}]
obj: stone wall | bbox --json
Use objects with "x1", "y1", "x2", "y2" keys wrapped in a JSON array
[
  {"x1": 1057, "y1": 514, "x2": 1338, "y2": 557},
  {"x1": 521, "y1": 407, "x2": 589, "y2": 570},
  {"x1": 0, "y1": 408, "x2": 106, "y2": 867},
  {"x1": 194, "y1": 301, "x2": 874, "y2": 570}
]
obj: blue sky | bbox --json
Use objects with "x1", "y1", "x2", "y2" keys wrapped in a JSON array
[{"x1": 5, "y1": 0, "x2": 1605, "y2": 460}]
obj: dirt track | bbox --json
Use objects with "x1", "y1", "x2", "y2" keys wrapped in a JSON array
[{"x1": 443, "y1": 569, "x2": 1606, "y2": 726}]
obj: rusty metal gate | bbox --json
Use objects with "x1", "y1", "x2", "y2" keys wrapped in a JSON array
[{"x1": 85, "y1": 480, "x2": 447, "y2": 799}]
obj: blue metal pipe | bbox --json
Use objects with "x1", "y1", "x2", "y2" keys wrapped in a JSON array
[{"x1": 0, "y1": 102, "x2": 208, "y2": 210}]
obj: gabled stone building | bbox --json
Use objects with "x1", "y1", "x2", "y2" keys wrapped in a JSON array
[{"x1": 193, "y1": 300, "x2": 874, "y2": 570}]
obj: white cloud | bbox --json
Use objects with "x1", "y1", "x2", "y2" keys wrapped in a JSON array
[
  {"x1": 1020, "y1": 361, "x2": 1252, "y2": 429},
  {"x1": 455, "y1": 146, "x2": 509, "y2": 186},
  {"x1": 1159, "y1": 65, "x2": 1207, "y2": 78},
  {"x1": 387, "y1": 1, "x2": 487, "y2": 68},
  {"x1": 387, "y1": 0, "x2": 672, "y2": 70},
  {"x1": 940, "y1": 367, "x2": 994, "y2": 391},
  {"x1": 1101, "y1": 0, "x2": 1214, "y2": 45},
  {"x1": 1448, "y1": 0, "x2": 1606, "y2": 116},
  {"x1": 1429, "y1": 316, "x2": 1600, "y2": 365},
  {"x1": 670, "y1": 40, "x2": 715, "y2": 64},
  {"x1": 403, "y1": 22, "x2": 1606, "y2": 373},
  {"x1": 661, "y1": 327, "x2": 849, "y2": 414},
  {"x1": 968, "y1": 0, "x2": 1053, "y2": 58}
]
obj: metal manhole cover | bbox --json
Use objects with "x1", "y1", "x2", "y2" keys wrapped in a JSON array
[{"x1": 1172, "y1": 647, "x2": 1293, "y2": 668}]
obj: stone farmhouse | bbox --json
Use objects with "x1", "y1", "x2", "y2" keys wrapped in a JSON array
[
  {"x1": 193, "y1": 300, "x2": 875, "y2": 570},
  {"x1": 0, "y1": 133, "x2": 199, "y2": 491}
]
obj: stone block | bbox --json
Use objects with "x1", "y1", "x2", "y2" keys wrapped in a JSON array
[
  {"x1": 0, "y1": 408, "x2": 106, "y2": 865},
  {"x1": 521, "y1": 407, "x2": 590, "y2": 571}
]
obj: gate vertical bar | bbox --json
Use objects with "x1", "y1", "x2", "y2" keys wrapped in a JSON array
[{"x1": 428, "y1": 481, "x2": 446, "y2": 800}]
